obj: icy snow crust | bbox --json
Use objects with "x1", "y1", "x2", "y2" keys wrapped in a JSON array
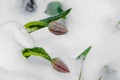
[{"x1": 0, "y1": 0, "x2": 120, "y2": 80}]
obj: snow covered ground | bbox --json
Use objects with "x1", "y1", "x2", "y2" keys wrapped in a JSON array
[{"x1": 0, "y1": 0, "x2": 120, "y2": 80}]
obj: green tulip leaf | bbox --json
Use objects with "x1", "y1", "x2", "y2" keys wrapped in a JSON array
[
  {"x1": 41, "y1": 8, "x2": 71, "y2": 24},
  {"x1": 22, "y1": 47, "x2": 52, "y2": 61},
  {"x1": 24, "y1": 21, "x2": 48, "y2": 33},
  {"x1": 76, "y1": 46, "x2": 92, "y2": 60}
]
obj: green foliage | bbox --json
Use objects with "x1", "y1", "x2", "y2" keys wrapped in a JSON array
[
  {"x1": 41, "y1": 8, "x2": 71, "y2": 23},
  {"x1": 24, "y1": 8, "x2": 71, "y2": 33},
  {"x1": 22, "y1": 47, "x2": 70, "y2": 73},
  {"x1": 77, "y1": 46, "x2": 92, "y2": 80},
  {"x1": 45, "y1": 1, "x2": 64, "y2": 15},
  {"x1": 24, "y1": 21, "x2": 47, "y2": 33},
  {"x1": 22, "y1": 47, "x2": 52, "y2": 61},
  {"x1": 76, "y1": 46, "x2": 92, "y2": 60}
]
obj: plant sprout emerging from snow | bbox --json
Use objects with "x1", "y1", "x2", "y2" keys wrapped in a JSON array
[
  {"x1": 76, "y1": 46, "x2": 92, "y2": 80},
  {"x1": 24, "y1": 8, "x2": 71, "y2": 33},
  {"x1": 22, "y1": 47, "x2": 70, "y2": 73},
  {"x1": 45, "y1": 1, "x2": 68, "y2": 35},
  {"x1": 22, "y1": 7, "x2": 71, "y2": 73},
  {"x1": 76, "y1": 46, "x2": 92, "y2": 61}
]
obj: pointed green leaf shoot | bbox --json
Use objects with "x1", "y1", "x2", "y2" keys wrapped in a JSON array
[
  {"x1": 40, "y1": 8, "x2": 71, "y2": 23},
  {"x1": 76, "y1": 46, "x2": 92, "y2": 61},
  {"x1": 77, "y1": 46, "x2": 92, "y2": 80}
]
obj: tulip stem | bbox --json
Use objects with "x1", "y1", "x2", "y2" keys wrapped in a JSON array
[{"x1": 79, "y1": 66, "x2": 83, "y2": 80}]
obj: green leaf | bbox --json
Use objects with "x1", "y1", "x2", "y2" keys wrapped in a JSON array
[
  {"x1": 76, "y1": 46, "x2": 92, "y2": 60},
  {"x1": 45, "y1": 1, "x2": 64, "y2": 15},
  {"x1": 22, "y1": 47, "x2": 52, "y2": 61},
  {"x1": 24, "y1": 21, "x2": 48, "y2": 33},
  {"x1": 24, "y1": 8, "x2": 71, "y2": 33},
  {"x1": 77, "y1": 46, "x2": 92, "y2": 80},
  {"x1": 41, "y1": 8, "x2": 71, "y2": 24}
]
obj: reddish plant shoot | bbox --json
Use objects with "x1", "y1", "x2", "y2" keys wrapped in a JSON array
[{"x1": 51, "y1": 57, "x2": 70, "y2": 73}]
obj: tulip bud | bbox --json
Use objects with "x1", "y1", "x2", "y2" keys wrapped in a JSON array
[
  {"x1": 48, "y1": 21, "x2": 68, "y2": 35},
  {"x1": 51, "y1": 57, "x2": 70, "y2": 73}
]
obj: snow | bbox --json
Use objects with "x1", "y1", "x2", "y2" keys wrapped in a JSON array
[{"x1": 0, "y1": 0, "x2": 120, "y2": 80}]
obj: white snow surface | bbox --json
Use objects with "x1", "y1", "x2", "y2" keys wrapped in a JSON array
[{"x1": 0, "y1": 0, "x2": 120, "y2": 80}]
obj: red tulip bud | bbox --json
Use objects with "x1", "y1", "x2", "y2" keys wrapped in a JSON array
[
  {"x1": 48, "y1": 21, "x2": 68, "y2": 35},
  {"x1": 51, "y1": 57, "x2": 70, "y2": 73}
]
